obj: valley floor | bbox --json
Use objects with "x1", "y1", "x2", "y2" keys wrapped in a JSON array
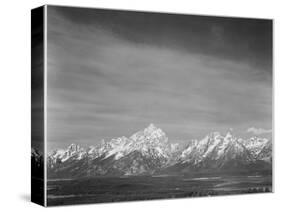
[{"x1": 47, "y1": 174, "x2": 272, "y2": 206}]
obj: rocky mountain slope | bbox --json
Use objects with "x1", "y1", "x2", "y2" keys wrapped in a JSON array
[{"x1": 36, "y1": 124, "x2": 272, "y2": 178}]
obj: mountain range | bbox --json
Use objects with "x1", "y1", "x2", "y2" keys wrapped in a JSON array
[{"x1": 32, "y1": 124, "x2": 272, "y2": 178}]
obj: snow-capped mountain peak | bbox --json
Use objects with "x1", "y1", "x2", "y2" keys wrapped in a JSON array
[
  {"x1": 46, "y1": 126, "x2": 272, "y2": 178},
  {"x1": 146, "y1": 123, "x2": 158, "y2": 132},
  {"x1": 225, "y1": 129, "x2": 234, "y2": 140},
  {"x1": 48, "y1": 143, "x2": 87, "y2": 166},
  {"x1": 67, "y1": 143, "x2": 81, "y2": 153},
  {"x1": 143, "y1": 123, "x2": 164, "y2": 137},
  {"x1": 130, "y1": 123, "x2": 166, "y2": 142}
]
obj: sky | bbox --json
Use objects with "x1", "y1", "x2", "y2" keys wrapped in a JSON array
[{"x1": 46, "y1": 6, "x2": 272, "y2": 151}]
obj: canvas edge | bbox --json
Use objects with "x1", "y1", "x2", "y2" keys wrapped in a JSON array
[{"x1": 31, "y1": 5, "x2": 46, "y2": 207}]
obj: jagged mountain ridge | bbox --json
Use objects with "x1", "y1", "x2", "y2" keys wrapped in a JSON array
[
  {"x1": 31, "y1": 148, "x2": 44, "y2": 178},
  {"x1": 45, "y1": 124, "x2": 272, "y2": 178}
]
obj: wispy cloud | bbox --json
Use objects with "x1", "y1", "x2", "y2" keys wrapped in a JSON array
[
  {"x1": 46, "y1": 7, "x2": 272, "y2": 150},
  {"x1": 247, "y1": 127, "x2": 272, "y2": 135}
]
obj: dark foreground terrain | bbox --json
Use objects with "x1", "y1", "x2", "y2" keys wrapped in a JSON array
[{"x1": 47, "y1": 174, "x2": 272, "y2": 206}]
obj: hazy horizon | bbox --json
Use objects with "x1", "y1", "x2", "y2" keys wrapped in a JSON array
[{"x1": 46, "y1": 6, "x2": 272, "y2": 151}]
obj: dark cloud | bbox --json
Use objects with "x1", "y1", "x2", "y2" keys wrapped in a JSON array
[
  {"x1": 46, "y1": 6, "x2": 272, "y2": 150},
  {"x1": 53, "y1": 6, "x2": 272, "y2": 70}
]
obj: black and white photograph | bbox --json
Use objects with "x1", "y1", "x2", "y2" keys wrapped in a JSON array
[{"x1": 31, "y1": 4, "x2": 273, "y2": 207}]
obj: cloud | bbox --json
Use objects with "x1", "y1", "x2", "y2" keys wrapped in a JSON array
[
  {"x1": 46, "y1": 7, "x2": 272, "y2": 150},
  {"x1": 247, "y1": 127, "x2": 272, "y2": 135}
]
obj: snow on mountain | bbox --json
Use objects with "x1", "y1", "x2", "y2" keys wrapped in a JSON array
[
  {"x1": 256, "y1": 138, "x2": 272, "y2": 162},
  {"x1": 178, "y1": 130, "x2": 256, "y2": 170},
  {"x1": 31, "y1": 148, "x2": 43, "y2": 166},
  {"x1": 31, "y1": 148, "x2": 41, "y2": 160},
  {"x1": 48, "y1": 143, "x2": 87, "y2": 167},
  {"x1": 84, "y1": 123, "x2": 172, "y2": 162},
  {"x1": 47, "y1": 124, "x2": 174, "y2": 176},
  {"x1": 47, "y1": 125, "x2": 272, "y2": 178},
  {"x1": 241, "y1": 137, "x2": 270, "y2": 158}
]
